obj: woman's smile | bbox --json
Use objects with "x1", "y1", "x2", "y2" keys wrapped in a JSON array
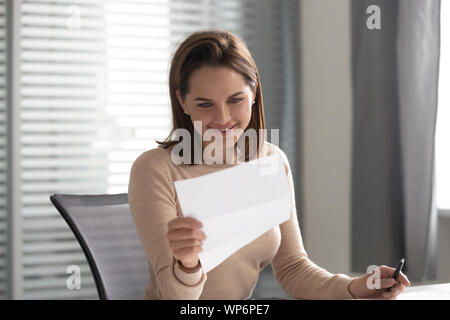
[{"x1": 208, "y1": 123, "x2": 238, "y2": 136}]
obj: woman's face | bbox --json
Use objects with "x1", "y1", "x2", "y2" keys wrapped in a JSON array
[{"x1": 176, "y1": 65, "x2": 256, "y2": 154}]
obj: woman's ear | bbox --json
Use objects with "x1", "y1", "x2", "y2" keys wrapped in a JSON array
[
  {"x1": 176, "y1": 89, "x2": 185, "y2": 110},
  {"x1": 176, "y1": 89, "x2": 190, "y2": 115}
]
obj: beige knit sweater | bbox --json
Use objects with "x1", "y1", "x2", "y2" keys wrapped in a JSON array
[{"x1": 127, "y1": 140, "x2": 356, "y2": 300}]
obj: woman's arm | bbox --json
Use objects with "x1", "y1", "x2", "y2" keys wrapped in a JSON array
[
  {"x1": 128, "y1": 150, "x2": 207, "y2": 299},
  {"x1": 270, "y1": 147, "x2": 355, "y2": 300}
]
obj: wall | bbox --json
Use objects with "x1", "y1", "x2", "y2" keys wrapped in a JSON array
[
  {"x1": 300, "y1": 0, "x2": 450, "y2": 283},
  {"x1": 437, "y1": 216, "x2": 450, "y2": 283},
  {"x1": 300, "y1": 0, "x2": 358, "y2": 277}
]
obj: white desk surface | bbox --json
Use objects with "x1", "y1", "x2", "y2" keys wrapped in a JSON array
[
  {"x1": 255, "y1": 283, "x2": 450, "y2": 300},
  {"x1": 397, "y1": 282, "x2": 450, "y2": 300}
]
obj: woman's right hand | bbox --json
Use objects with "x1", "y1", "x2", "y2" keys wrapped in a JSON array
[{"x1": 166, "y1": 217, "x2": 207, "y2": 268}]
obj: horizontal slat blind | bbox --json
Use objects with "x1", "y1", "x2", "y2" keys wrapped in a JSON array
[
  {"x1": 104, "y1": 0, "x2": 172, "y2": 194},
  {"x1": 106, "y1": 0, "x2": 286, "y2": 192},
  {"x1": 12, "y1": 0, "x2": 296, "y2": 299},
  {"x1": 20, "y1": 0, "x2": 105, "y2": 299},
  {"x1": 0, "y1": 0, "x2": 7, "y2": 300},
  {"x1": 167, "y1": 0, "x2": 284, "y2": 130}
]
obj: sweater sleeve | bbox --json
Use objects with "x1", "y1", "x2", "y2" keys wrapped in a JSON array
[
  {"x1": 128, "y1": 150, "x2": 207, "y2": 299},
  {"x1": 271, "y1": 147, "x2": 356, "y2": 300}
]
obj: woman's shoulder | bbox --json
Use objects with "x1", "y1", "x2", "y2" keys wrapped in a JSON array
[
  {"x1": 131, "y1": 145, "x2": 174, "y2": 173},
  {"x1": 263, "y1": 141, "x2": 287, "y2": 159},
  {"x1": 263, "y1": 141, "x2": 291, "y2": 175}
]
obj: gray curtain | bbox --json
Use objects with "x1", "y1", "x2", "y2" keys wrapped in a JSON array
[
  {"x1": 247, "y1": 0, "x2": 301, "y2": 222},
  {"x1": 246, "y1": 0, "x2": 301, "y2": 299},
  {"x1": 280, "y1": 0, "x2": 302, "y2": 224},
  {"x1": 351, "y1": 0, "x2": 440, "y2": 282}
]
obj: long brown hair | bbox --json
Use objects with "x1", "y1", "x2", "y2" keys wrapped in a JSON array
[{"x1": 156, "y1": 28, "x2": 266, "y2": 164}]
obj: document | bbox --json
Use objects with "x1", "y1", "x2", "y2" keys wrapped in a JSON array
[
  {"x1": 173, "y1": 152, "x2": 292, "y2": 273},
  {"x1": 397, "y1": 283, "x2": 450, "y2": 300}
]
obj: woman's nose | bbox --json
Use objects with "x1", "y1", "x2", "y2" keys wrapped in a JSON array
[{"x1": 215, "y1": 103, "x2": 231, "y2": 123}]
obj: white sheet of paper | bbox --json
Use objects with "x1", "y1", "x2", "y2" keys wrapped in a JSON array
[
  {"x1": 173, "y1": 152, "x2": 292, "y2": 273},
  {"x1": 397, "y1": 283, "x2": 450, "y2": 300}
]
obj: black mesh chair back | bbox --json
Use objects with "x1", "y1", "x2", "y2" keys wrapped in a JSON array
[{"x1": 50, "y1": 193, "x2": 149, "y2": 299}]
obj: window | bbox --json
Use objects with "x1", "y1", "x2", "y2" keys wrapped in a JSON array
[
  {"x1": 4, "y1": 0, "x2": 299, "y2": 299},
  {"x1": 436, "y1": 0, "x2": 450, "y2": 211}
]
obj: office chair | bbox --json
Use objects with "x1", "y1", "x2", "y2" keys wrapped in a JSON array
[{"x1": 50, "y1": 193, "x2": 149, "y2": 300}]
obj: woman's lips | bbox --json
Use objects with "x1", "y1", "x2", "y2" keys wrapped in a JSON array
[{"x1": 210, "y1": 123, "x2": 238, "y2": 136}]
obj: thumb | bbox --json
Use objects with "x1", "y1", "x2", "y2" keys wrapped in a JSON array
[
  {"x1": 364, "y1": 271, "x2": 395, "y2": 290},
  {"x1": 380, "y1": 278, "x2": 396, "y2": 289}
]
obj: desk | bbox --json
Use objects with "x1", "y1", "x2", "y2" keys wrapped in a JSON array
[
  {"x1": 250, "y1": 283, "x2": 450, "y2": 300},
  {"x1": 397, "y1": 282, "x2": 450, "y2": 300}
]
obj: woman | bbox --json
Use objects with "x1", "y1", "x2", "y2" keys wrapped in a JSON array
[{"x1": 128, "y1": 29, "x2": 410, "y2": 300}]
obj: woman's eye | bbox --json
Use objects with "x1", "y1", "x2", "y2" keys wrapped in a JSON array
[{"x1": 197, "y1": 98, "x2": 243, "y2": 108}]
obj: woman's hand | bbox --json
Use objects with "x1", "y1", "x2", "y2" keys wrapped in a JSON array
[
  {"x1": 348, "y1": 265, "x2": 411, "y2": 299},
  {"x1": 166, "y1": 217, "x2": 207, "y2": 268}
]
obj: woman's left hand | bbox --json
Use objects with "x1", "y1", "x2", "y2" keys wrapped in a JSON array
[{"x1": 348, "y1": 265, "x2": 411, "y2": 300}]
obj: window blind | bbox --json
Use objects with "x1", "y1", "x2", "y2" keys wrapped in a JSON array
[
  {"x1": 0, "y1": 0, "x2": 7, "y2": 300},
  {"x1": 8, "y1": 0, "x2": 299, "y2": 299},
  {"x1": 17, "y1": 0, "x2": 107, "y2": 299}
]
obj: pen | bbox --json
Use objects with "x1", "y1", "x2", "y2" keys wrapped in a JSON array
[{"x1": 385, "y1": 257, "x2": 405, "y2": 292}]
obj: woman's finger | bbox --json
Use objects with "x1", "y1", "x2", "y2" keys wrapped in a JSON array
[
  {"x1": 171, "y1": 238, "x2": 203, "y2": 251},
  {"x1": 379, "y1": 265, "x2": 410, "y2": 287},
  {"x1": 167, "y1": 228, "x2": 206, "y2": 241},
  {"x1": 379, "y1": 265, "x2": 397, "y2": 277},
  {"x1": 397, "y1": 283, "x2": 406, "y2": 294},
  {"x1": 397, "y1": 271, "x2": 411, "y2": 286},
  {"x1": 389, "y1": 284, "x2": 405, "y2": 299},
  {"x1": 391, "y1": 283, "x2": 406, "y2": 294},
  {"x1": 168, "y1": 217, "x2": 203, "y2": 230},
  {"x1": 382, "y1": 288, "x2": 398, "y2": 299},
  {"x1": 380, "y1": 278, "x2": 397, "y2": 289},
  {"x1": 175, "y1": 245, "x2": 203, "y2": 257},
  {"x1": 381, "y1": 283, "x2": 405, "y2": 299}
]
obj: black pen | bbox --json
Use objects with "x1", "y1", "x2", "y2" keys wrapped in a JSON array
[{"x1": 385, "y1": 258, "x2": 405, "y2": 292}]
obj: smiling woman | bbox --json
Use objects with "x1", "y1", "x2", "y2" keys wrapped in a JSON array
[
  {"x1": 156, "y1": 29, "x2": 266, "y2": 164},
  {"x1": 127, "y1": 28, "x2": 410, "y2": 301},
  {"x1": 175, "y1": 66, "x2": 255, "y2": 164}
]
